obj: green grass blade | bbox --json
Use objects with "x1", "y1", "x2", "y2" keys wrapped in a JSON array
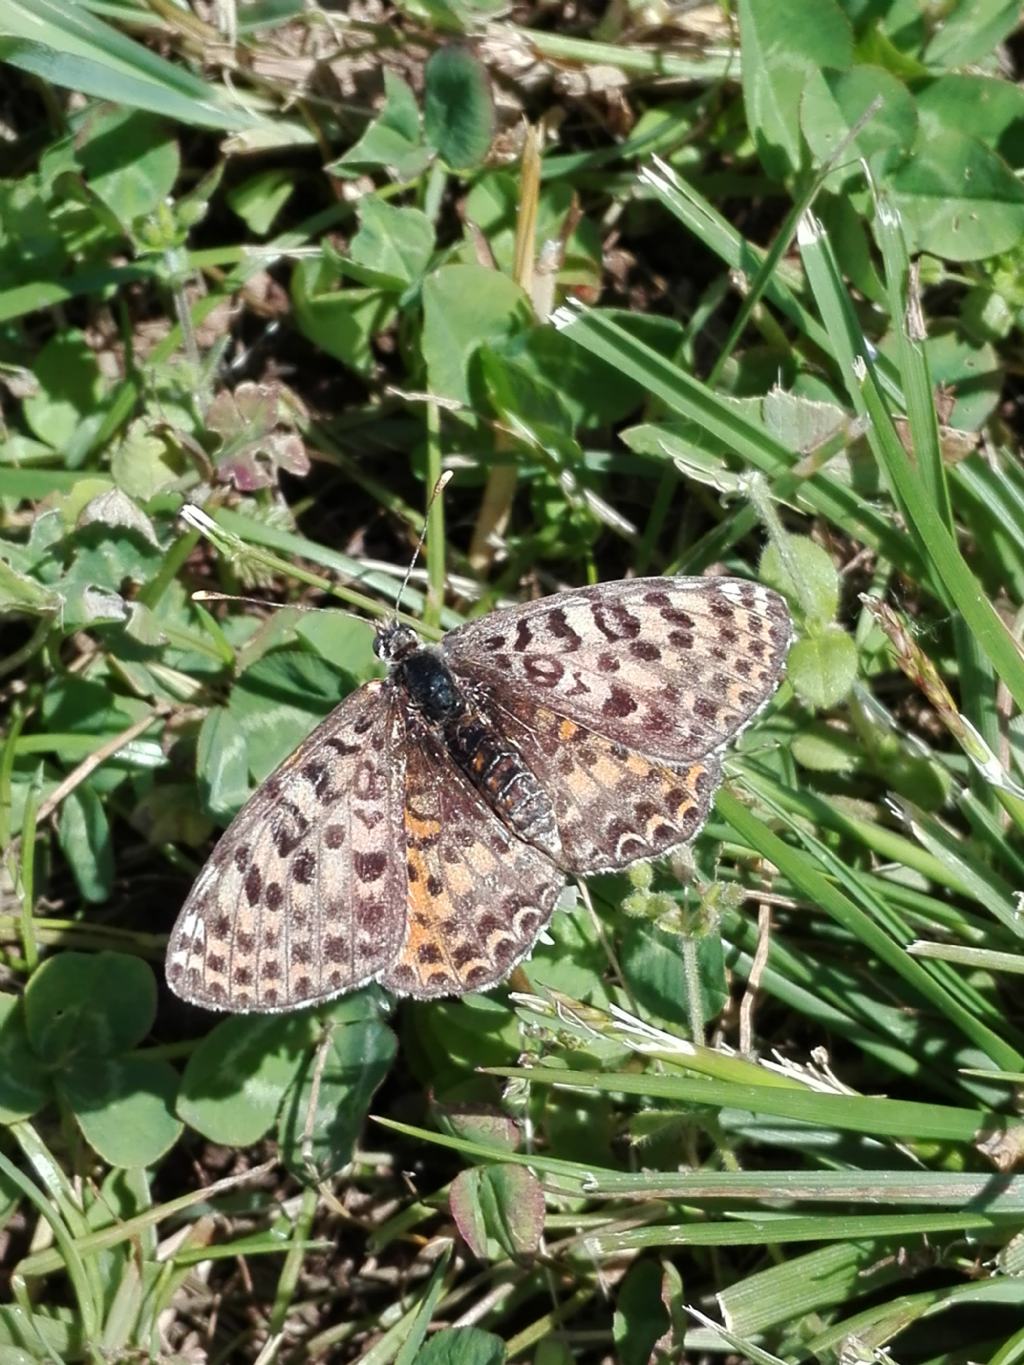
[
  {"x1": 719, "y1": 788, "x2": 1024, "y2": 1072},
  {"x1": 552, "y1": 302, "x2": 920, "y2": 574},
  {"x1": 798, "y1": 209, "x2": 1024, "y2": 713}
]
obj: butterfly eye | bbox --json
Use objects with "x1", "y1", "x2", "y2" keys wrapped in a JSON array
[{"x1": 374, "y1": 623, "x2": 419, "y2": 662}]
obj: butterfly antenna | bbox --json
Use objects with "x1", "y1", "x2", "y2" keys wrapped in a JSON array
[
  {"x1": 192, "y1": 591, "x2": 330, "y2": 613},
  {"x1": 191, "y1": 591, "x2": 369, "y2": 628},
  {"x1": 392, "y1": 470, "x2": 452, "y2": 622}
]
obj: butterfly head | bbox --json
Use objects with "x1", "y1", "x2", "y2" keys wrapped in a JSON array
[{"x1": 374, "y1": 621, "x2": 420, "y2": 667}]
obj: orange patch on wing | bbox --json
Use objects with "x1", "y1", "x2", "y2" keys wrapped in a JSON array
[
  {"x1": 564, "y1": 768, "x2": 597, "y2": 801},
  {"x1": 591, "y1": 754, "x2": 622, "y2": 788},
  {"x1": 406, "y1": 810, "x2": 441, "y2": 840},
  {"x1": 675, "y1": 762, "x2": 707, "y2": 817},
  {"x1": 393, "y1": 842, "x2": 485, "y2": 990},
  {"x1": 558, "y1": 718, "x2": 578, "y2": 742},
  {"x1": 402, "y1": 900, "x2": 442, "y2": 953}
]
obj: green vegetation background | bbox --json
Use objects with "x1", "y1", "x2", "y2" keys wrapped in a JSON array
[{"x1": 2, "y1": 0, "x2": 1024, "y2": 1361}]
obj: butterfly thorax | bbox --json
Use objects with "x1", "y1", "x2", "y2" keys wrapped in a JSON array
[
  {"x1": 393, "y1": 645, "x2": 461, "y2": 723},
  {"x1": 388, "y1": 640, "x2": 562, "y2": 861}
]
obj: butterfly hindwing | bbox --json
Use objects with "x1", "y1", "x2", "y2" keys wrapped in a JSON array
[
  {"x1": 380, "y1": 716, "x2": 565, "y2": 999},
  {"x1": 443, "y1": 577, "x2": 791, "y2": 765},
  {"x1": 167, "y1": 683, "x2": 407, "y2": 1012},
  {"x1": 480, "y1": 693, "x2": 723, "y2": 874}
]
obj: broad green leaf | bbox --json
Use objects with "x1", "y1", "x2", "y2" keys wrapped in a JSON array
[
  {"x1": 57, "y1": 782, "x2": 114, "y2": 903},
  {"x1": 497, "y1": 315, "x2": 685, "y2": 431},
  {"x1": 889, "y1": 131, "x2": 1024, "y2": 262},
  {"x1": 801, "y1": 65, "x2": 917, "y2": 188},
  {"x1": 57, "y1": 581, "x2": 124, "y2": 631},
  {"x1": 196, "y1": 706, "x2": 251, "y2": 821},
  {"x1": 613, "y1": 1260, "x2": 672, "y2": 1365},
  {"x1": 60, "y1": 1056, "x2": 182, "y2": 1167},
  {"x1": 46, "y1": 475, "x2": 115, "y2": 529},
  {"x1": 519, "y1": 891, "x2": 608, "y2": 1002},
  {"x1": 423, "y1": 47, "x2": 494, "y2": 170},
  {"x1": 24, "y1": 952, "x2": 157, "y2": 1064},
  {"x1": 347, "y1": 197, "x2": 435, "y2": 290},
  {"x1": 417, "y1": 1328, "x2": 506, "y2": 1365},
  {"x1": 738, "y1": 0, "x2": 853, "y2": 179},
  {"x1": 761, "y1": 386, "x2": 849, "y2": 456},
  {"x1": 619, "y1": 922, "x2": 727, "y2": 1029},
  {"x1": 294, "y1": 612, "x2": 378, "y2": 678},
  {"x1": 480, "y1": 344, "x2": 574, "y2": 436},
  {"x1": 791, "y1": 726, "x2": 862, "y2": 774},
  {"x1": 421, "y1": 264, "x2": 532, "y2": 406},
  {"x1": 291, "y1": 256, "x2": 396, "y2": 376},
  {"x1": 0, "y1": 176, "x2": 67, "y2": 285},
  {"x1": 0, "y1": 556, "x2": 59, "y2": 615},
  {"x1": 77, "y1": 108, "x2": 179, "y2": 229},
  {"x1": 403, "y1": 992, "x2": 522, "y2": 1094},
  {"x1": 332, "y1": 70, "x2": 430, "y2": 178},
  {"x1": 279, "y1": 1005, "x2": 397, "y2": 1178},
  {"x1": 121, "y1": 599, "x2": 166, "y2": 648},
  {"x1": 228, "y1": 650, "x2": 354, "y2": 782},
  {"x1": 82, "y1": 488, "x2": 158, "y2": 543},
  {"x1": 67, "y1": 518, "x2": 163, "y2": 594},
  {"x1": 921, "y1": 330, "x2": 1001, "y2": 432},
  {"x1": 110, "y1": 419, "x2": 188, "y2": 500},
  {"x1": 761, "y1": 534, "x2": 840, "y2": 627},
  {"x1": 916, "y1": 74, "x2": 1024, "y2": 168},
  {"x1": 177, "y1": 1013, "x2": 315, "y2": 1145},
  {"x1": 41, "y1": 676, "x2": 148, "y2": 739},
  {"x1": 226, "y1": 168, "x2": 295, "y2": 235},
  {"x1": 21, "y1": 330, "x2": 107, "y2": 460},
  {"x1": 0, "y1": 993, "x2": 50, "y2": 1123},
  {"x1": 788, "y1": 630, "x2": 858, "y2": 709}
]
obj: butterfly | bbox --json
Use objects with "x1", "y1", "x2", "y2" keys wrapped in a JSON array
[{"x1": 166, "y1": 576, "x2": 792, "y2": 1011}]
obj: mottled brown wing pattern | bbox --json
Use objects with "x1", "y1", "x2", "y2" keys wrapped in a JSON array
[
  {"x1": 169, "y1": 573, "x2": 791, "y2": 1012},
  {"x1": 444, "y1": 577, "x2": 791, "y2": 765},
  {"x1": 483, "y1": 693, "x2": 722, "y2": 874},
  {"x1": 166, "y1": 683, "x2": 407, "y2": 1012},
  {"x1": 380, "y1": 717, "x2": 565, "y2": 999}
]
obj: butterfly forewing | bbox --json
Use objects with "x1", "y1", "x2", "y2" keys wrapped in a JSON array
[
  {"x1": 167, "y1": 683, "x2": 407, "y2": 1012},
  {"x1": 380, "y1": 718, "x2": 565, "y2": 998},
  {"x1": 443, "y1": 577, "x2": 791, "y2": 765}
]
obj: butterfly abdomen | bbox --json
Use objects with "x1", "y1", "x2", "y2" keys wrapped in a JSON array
[{"x1": 442, "y1": 706, "x2": 562, "y2": 860}]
